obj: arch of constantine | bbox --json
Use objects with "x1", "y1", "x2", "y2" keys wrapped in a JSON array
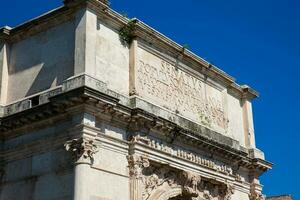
[{"x1": 0, "y1": 0, "x2": 272, "y2": 199}]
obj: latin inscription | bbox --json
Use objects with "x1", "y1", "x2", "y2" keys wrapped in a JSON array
[{"x1": 136, "y1": 58, "x2": 228, "y2": 130}]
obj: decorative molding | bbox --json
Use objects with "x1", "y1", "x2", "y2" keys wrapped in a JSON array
[
  {"x1": 132, "y1": 135, "x2": 234, "y2": 176},
  {"x1": 0, "y1": 84, "x2": 272, "y2": 174},
  {"x1": 64, "y1": 137, "x2": 98, "y2": 165}
]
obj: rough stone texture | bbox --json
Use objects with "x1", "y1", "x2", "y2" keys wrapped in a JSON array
[{"x1": 0, "y1": 1, "x2": 272, "y2": 200}]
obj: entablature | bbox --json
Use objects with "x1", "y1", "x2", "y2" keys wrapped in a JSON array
[{"x1": 0, "y1": 77, "x2": 272, "y2": 175}]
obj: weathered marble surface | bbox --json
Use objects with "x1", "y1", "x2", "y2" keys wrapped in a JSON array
[{"x1": 0, "y1": 0, "x2": 271, "y2": 200}]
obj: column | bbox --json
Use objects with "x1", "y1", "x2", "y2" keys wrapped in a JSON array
[{"x1": 65, "y1": 113, "x2": 98, "y2": 200}]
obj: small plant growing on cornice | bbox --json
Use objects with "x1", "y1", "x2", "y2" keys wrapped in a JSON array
[
  {"x1": 182, "y1": 43, "x2": 190, "y2": 51},
  {"x1": 119, "y1": 19, "x2": 137, "y2": 46}
]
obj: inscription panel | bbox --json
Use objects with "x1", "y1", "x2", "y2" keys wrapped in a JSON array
[{"x1": 133, "y1": 46, "x2": 228, "y2": 132}]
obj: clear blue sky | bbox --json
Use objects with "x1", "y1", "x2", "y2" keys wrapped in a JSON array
[{"x1": 1, "y1": 0, "x2": 299, "y2": 198}]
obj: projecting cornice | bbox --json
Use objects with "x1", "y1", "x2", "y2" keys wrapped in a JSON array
[
  {"x1": 0, "y1": 26, "x2": 11, "y2": 42},
  {"x1": 0, "y1": 75, "x2": 272, "y2": 174},
  {"x1": 1, "y1": 0, "x2": 258, "y2": 100}
]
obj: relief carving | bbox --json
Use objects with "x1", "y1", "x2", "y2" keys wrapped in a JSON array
[
  {"x1": 180, "y1": 171, "x2": 202, "y2": 198},
  {"x1": 64, "y1": 138, "x2": 98, "y2": 164},
  {"x1": 142, "y1": 167, "x2": 178, "y2": 199},
  {"x1": 138, "y1": 164, "x2": 234, "y2": 200},
  {"x1": 134, "y1": 136, "x2": 233, "y2": 176},
  {"x1": 219, "y1": 183, "x2": 235, "y2": 200}
]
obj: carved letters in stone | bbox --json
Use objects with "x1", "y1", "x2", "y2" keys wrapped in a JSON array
[
  {"x1": 136, "y1": 54, "x2": 229, "y2": 130},
  {"x1": 64, "y1": 138, "x2": 98, "y2": 164}
]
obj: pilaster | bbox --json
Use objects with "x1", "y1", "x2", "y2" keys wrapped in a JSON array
[
  {"x1": 242, "y1": 99, "x2": 256, "y2": 148},
  {"x1": 241, "y1": 85, "x2": 258, "y2": 149},
  {"x1": 129, "y1": 39, "x2": 138, "y2": 96},
  {"x1": 73, "y1": 4, "x2": 98, "y2": 76},
  {"x1": 127, "y1": 154, "x2": 150, "y2": 200},
  {"x1": 0, "y1": 26, "x2": 11, "y2": 106}
]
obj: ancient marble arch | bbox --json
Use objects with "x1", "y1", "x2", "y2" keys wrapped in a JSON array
[{"x1": 0, "y1": 0, "x2": 272, "y2": 200}]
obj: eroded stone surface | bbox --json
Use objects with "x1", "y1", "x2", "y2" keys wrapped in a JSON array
[{"x1": 0, "y1": 1, "x2": 272, "y2": 200}]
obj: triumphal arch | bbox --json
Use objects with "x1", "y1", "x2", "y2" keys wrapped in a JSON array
[{"x1": 0, "y1": 0, "x2": 272, "y2": 199}]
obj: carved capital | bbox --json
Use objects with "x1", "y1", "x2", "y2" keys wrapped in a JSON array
[
  {"x1": 127, "y1": 155, "x2": 150, "y2": 178},
  {"x1": 64, "y1": 138, "x2": 98, "y2": 165}
]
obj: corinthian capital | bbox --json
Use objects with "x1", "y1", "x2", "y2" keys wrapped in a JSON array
[
  {"x1": 127, "y1": 155, "x2": 150, "y2": 178},
  {"x1": 64, "y1": 138, "x2": 98, "y2": 165}
]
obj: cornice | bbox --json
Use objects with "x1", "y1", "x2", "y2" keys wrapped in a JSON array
[
  {"x1": 0, "y1": 26, "x2": 11, "y2": 42},
  {"x1": 0, "y1": 85, "x2": 272, "y2": 173}
]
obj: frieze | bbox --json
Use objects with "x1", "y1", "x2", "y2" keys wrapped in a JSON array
[{"x1": 132, "y1": 135, "x2": 233, "y2": 176}]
